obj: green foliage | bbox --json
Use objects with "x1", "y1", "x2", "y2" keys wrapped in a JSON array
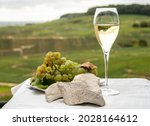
[
  {"x1": 140, "y1": 21, "x2": 150, "y2": 27},
  {"x1": 139, "y1": 40, "x2": 148, "y2": 47},
  {"x1": 60, "y1": 13, "x2": 85, "y2": 18},
  {"x1": 86, "y1": 4, "x2": 150, "y2": 16},
  {"x1": 0, "y1": 85, "x2": 12, "y2": 102},
  {"x1": 133, "y1": 21, "x2": 150, "y2": 28}
]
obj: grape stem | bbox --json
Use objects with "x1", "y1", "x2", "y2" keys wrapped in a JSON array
[{"x1": 51, "y1": 61, "x2": 61, "y2": 74}]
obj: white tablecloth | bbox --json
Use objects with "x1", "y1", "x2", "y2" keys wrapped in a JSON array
[{"x1": 2, "y1": 78, "x2": 150, "y2": 109}]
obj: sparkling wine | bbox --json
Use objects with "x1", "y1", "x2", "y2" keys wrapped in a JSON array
[
  {"x1": 93, "y1": 8, "x2": 120, "y2": 96},
  {"x1": 94, "y1": 24, "x2": 119, "y2": 53}
]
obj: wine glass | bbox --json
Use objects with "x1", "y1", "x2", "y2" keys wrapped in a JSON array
[{"x1": 93, "y1": 8, "x2": 119, "y2": 96}]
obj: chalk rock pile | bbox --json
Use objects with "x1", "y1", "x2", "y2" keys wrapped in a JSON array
[{"x1": 45, "y1": 73, "x2": 105, "y2": 106}]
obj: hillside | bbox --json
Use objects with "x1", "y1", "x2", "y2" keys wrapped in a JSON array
[
  {"x1": 0, "y1": 13, "x2": 150, "y2": 82},
  {"x1": 0, "y1": 14, "x2": 150, "y2": 49}
]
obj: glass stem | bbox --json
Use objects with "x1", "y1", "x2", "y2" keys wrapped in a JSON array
[{"x1": 103, "y1": 52, "x2": 109, "y2": 88}]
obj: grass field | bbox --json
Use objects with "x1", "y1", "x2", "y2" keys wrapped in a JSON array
[
  {"x1": 0, "y1": 46, "x2": 150, "y2": 83},
  {"x1": 0, "y1": 85, "x2": 12, "y2": 101}
]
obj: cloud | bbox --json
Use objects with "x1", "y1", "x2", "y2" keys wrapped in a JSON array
[
  {"x1": 0, "y1": 0, "x2": 76, "y2": 8},
  {"x1": 0, "y1": 0, "x2": 149, "y2": 8},
  {"x1": 0, "y1": 0, "x2": 149, "y2": 10},
  {"x1": 0, "y1": 0, "x2": 149, "y2": 21}
]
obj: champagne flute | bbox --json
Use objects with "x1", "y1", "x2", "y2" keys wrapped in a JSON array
[{"x1": 93, "y1": 8, "x2": 119, "y2": 96}]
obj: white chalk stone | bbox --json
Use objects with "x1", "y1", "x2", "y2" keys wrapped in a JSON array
[
  {"x1": 45, "y1": 73, "x2": 105, "y2": 106},
  {"x1": 58, "y1": 73, "x2": 105, "y2": 106},
  {"x1": 45, "y1": 82, "x2": 63, "y2": 102}
]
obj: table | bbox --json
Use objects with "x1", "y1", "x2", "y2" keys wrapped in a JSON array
[{"x1": 2, "y1": 78, "x2": 150, "y2": 109}]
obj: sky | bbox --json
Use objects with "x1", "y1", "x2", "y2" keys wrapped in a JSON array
[{"x1": 0, "y1": 0, "x2": 149, "y2": 22}]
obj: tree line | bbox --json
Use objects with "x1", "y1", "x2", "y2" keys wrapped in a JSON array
[
  {"x1": 61, "y1": 4, "x2": 150, "y2": 18},
  {"x1": 87, "y1": 4, "x2": 150, "y2": 16}
]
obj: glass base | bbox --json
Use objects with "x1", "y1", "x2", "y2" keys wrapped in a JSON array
[{"x1": 101, "y1": 88, "x2": 119, "y2": 96}]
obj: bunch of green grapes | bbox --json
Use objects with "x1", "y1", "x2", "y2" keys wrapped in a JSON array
[{"x1": 31, "y1": 51, "x2": 97, "y2": 89}]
